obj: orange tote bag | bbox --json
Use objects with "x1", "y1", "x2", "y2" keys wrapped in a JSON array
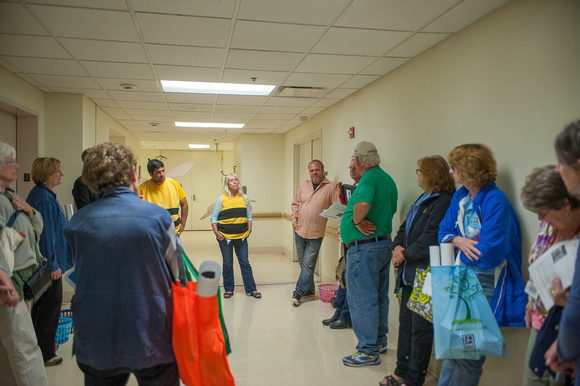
[{"x1": 172, "y1": 256, "x2": 235, "y2": 386}]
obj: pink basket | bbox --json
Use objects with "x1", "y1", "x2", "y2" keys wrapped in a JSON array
[{"x1": 318, "y1": 283, "x2": 339, "y2": 303}]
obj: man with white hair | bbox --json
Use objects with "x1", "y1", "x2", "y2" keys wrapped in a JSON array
[{"x1": 339, "y1": 141, "x2": 398, "y2": 367}]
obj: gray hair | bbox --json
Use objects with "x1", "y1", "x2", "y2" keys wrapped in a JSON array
[
  {"x1": 0, "y1": 142, "x2": 16, "y2": 166},
  {"x1": 355, "y1": 154, "x2": 380, "y2": 168},
  {"x1": 223, "y1": 173, "x2": 244, "y2": 197},
  {"x1": 555, "y1": 120, "x2": 580, "y2": 167},
  {"x1": 520, "y1": 165, "x2": 580, "y2": 213}
]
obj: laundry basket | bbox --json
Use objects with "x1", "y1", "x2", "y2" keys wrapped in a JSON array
[
  {"x1": 56, "y1": 317, "x2": 73, "y2": 344},
  {"x1": 60, "y1": 309, "x2": 73, "y2": 333},
  {"x1": 318, "y1": 283, "x2": 339, "y2": 303}
]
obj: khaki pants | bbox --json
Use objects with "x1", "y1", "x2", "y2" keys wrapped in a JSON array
[{"x1": 0, "y1": 301, "x2": 48, "y2": 386}]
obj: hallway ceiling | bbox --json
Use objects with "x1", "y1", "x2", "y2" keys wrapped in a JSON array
[{"x1": 0, "y1": 0, "x2": 510, "y2": 150}]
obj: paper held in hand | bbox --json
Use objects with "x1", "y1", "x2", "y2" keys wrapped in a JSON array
[
  {"x1": 528, "y1": 238, "x2": 579, "y2": 310},
  {"x1": 319, "y1": 203, "x2": 346, "y2": 221}
]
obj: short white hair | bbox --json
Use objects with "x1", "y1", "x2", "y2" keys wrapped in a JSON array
[
  {"x1": 355, "y1": 154, "x2": 380, "y2": 167},
  {"x1": 0, "y1": 142, "x2": 16, "y2": 166}
]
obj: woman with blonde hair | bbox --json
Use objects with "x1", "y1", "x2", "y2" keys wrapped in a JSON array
[
  {"x1": 26, "y1": 157, "x2": 73, "y2": 366},
  {"x1": 211, "y1": 173, "x2": 260, "y2": 299},
  {"x1": 437, "y1": 144, "x2": 526, "y2": 385}
]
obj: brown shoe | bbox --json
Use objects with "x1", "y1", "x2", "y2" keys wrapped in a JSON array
[{"x1": 44, "y1": 356, "x2": 63, "y2": 367}]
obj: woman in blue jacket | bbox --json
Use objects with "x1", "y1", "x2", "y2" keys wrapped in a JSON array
[
  {"x1": 26, "y1": 157, "x2": 73, "y2": 367},
  {"x1": 437, "y1": 144, "x2": 526, "y2": 386}
]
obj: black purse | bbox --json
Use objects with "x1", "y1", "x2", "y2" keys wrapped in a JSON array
[
  {"x1": 22, "y1": 262, "x2": 52, "y2": 302},
  {"x1": 6, "y1": 206, "x2": 52, "y2": 303}
]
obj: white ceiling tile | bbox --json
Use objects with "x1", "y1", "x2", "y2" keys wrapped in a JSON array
[
  {"x1": 147, "y1": 45, "x2": 225, "y2": 67},
  {"x1": 116, "y1": 101, "x2": 164, "y2": 110},
  {"x1": 335, "y1": 0, "x2": 461, "y2": 31},
  {"x1": 101, "y1": 107, "x2": 132, "y2": 119},
  {"x1": 154, "y1": 65, "x2": 222, "y2": 82},
  {"x1": 0, "y1": 3, "x2": 50, "y2": 35},
  {"x1": 259, "y1": 106, "x2": 305, "y2": 114},
  {"x1": 214, "y1": 105, "x2": 261, "y2": 114},
  {"x1": 130, "y1": 114, "x2": 172, "y2": 121},
  {"x1": 163, "y1": 93, "x2": 217, "y2": 104},
  {"x1": 311, "y1": 98, "x2": 340, "y2": 108},
  {"x1": 253, "y1": 113, "x2": 297, "y2": 120},
  {"x1": 96, "y1": 78, "x2": 160, "y2": 92},
  {"x1": 167, "y1": 103, "x2": 213, "y2": 113},
  {"x1": 81, "y1": 62, "x2": 155, "y2": 80},
  {"x1": 0, "y1": 35, "x2": 71, "y2": 58},
  {"x1": 266, "y1": 97, "x2": 315, "y2": 107},
  {"x1": 216, "y1": 95, "x2": 267, "y2": 106},
  {"x1": 283, "y1": 72, "x2": 350, "y2": 88},
  {"x1": 242, "y1": 128, "x2": 275, "y2": 133},
  {"x1": 16, "y1": 73, "x2": 43, "y2": 87},
  {"x1": 107, "y1": 91, "x2": 164, "y2": 102},
  {"x1": 423, "y1": 0, "x2": 511, "y2": 33},
  {"x1": 324, "y1": 88, "x2": 358, "y2": 99},
  {"x1": 211, "y1": 114, "x2": 254, "y2": 122},
  {"x1": 26, "y1": 74, "x2": 100, "y2": 89},
  {"x1": 295, "y1": 54, "x2": 376, "y2": 74},
  {"x1": 340, "y1": 75, "x2": 380, "y2": 89},
  {"x1": 388, "y1": 32, "x2": 451, "y2": 57},
  {"x1": 360, "y1": 57, "x2": 409, "y2": 75},
  {"x1": 29, "y1": 0, "x2": 128, "y2": 10},
  {"x1": 237, "y1": 0, "x2": 351, "y2": 25},
  {"x1": 2, "y1": 57, "x2": 87, "y2": 76},
  {"x1": 0, "y1": 57, "x2": 19, "y2": 72},
  {"x1": 60, "y1": 39, "x2": 148, "y2": 62},
  {"x1": 131, "y1": 0, "x2": 235, "y2": 17},
  {"x1": 231, "y1": 20, "x2": 326, "y2": 52},
  {"x1": 300, "y1": 107, "x2": 326, "y2": 116},
  {"x1": 80, "y1": 90, "x2": 111, "y2": 99},
  {"x1": 169, "y1": 112, "x2": 213, "y2": 121},
  {"x1": 226, "y1": 49, "x2": 304, "y2": 72},
  {"x1": 123, "y1": 109, "x2": 170, "y2": 117},
  {"x1": 90, "y1": 98, "x2": 120, "y2": 108},
  {"x1": 29, "y1": 5, "x2": 139, "y2": 41},
  {"x1": 137, "y1": 14, "x2": 231, "y2": 47},
  {"x1": 312, "y1": 28, "x2": 411, "y2": 56},
  {"x1": 221, "y1": 69, "x2": 287, "y2": 85}
]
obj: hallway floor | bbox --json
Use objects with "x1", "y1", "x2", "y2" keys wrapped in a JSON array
[{"x1": 47, "y1": 231, "x2": 438, "y2": 386}]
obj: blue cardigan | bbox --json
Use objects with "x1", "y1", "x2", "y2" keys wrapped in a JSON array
[
  {"x1": 26, "y1": 184, "x2": 73, "y2": 273},
  {"x1": 438, "y1": 182, "x2": 526, "y2": 327}
]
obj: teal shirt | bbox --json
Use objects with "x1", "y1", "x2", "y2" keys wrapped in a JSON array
[{"x1": 340, "y1": 167, "x2": 398, "y2": 244}]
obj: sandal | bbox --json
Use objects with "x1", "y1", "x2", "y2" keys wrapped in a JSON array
[
  {"x1": 223, "y1": 292, "x2": 233, "y2": 299},
  {"x1": 247, "y1": 291, "x2": 262, "y2": 299},
  {"x1": 379, "y1": 375, "x2": 405, "y2": 386}
]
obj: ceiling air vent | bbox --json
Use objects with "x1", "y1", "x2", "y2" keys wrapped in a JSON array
[{"x1": 274, "y1": 86, "x2": 327, "y2": 98}]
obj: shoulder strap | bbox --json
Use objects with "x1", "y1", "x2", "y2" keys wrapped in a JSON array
[{"x1": 2, "y1": 191, "x2": 21, "y2": 228}]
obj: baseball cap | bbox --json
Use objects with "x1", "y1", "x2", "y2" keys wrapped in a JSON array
[{"x1": 353, "y1": 141, "x2": 378, "y2": 157}]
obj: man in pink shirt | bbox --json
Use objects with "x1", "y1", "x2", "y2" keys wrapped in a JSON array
[{"x1": 291, "y1": 160, "x2": 339, "y2": 306}]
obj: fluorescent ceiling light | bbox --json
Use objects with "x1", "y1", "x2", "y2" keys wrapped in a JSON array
[
  {"x1": 161, "y1": 80, "x2": 275, "y2": 96},
  {"x1": 189, "y1": 144, "x2": 211, "y2": 149},
  {"x1": 176, "y1": 122, "x2": 245, "y2": 129}
]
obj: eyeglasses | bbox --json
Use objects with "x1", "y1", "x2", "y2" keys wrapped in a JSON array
[
  {"x1": 416, "y1": 169, "x2": 421, "y2": 175},
  {"x1": 3, "y1": 159, "x2": 16, "y2": 167}
]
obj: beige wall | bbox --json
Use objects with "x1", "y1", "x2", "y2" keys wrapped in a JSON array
[{"x1": 282, "y1": 0, "x2": 580, "y2": 384}]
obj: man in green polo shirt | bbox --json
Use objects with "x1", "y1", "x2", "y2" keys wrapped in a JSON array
[{"x1": 340, "y1": 141, "x2": 398, "y2": 367}]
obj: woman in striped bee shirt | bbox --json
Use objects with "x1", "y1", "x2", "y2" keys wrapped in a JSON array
[{"x1": 211, "y1": 173, "x2": 261, "y2": 299}]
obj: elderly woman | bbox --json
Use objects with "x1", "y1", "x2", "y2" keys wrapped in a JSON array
[
  {"x1": 64, "y1": 142, "x2": 179, "y2": 384},
  {"x1": 380, "y1": 156, "x2": 455, "y2": 386},
  {"x1": 545, "y1": 120, "x2": 580, "y2": 385},
  {"x1": 0, "y1": 142, "x2": 48, "y2": 385},
  {"x1": 211, "y1": 173, "x2": 260, "y2": 299},
  {"x1": 26, "y1": 157, "x2": 73, "y2": 366},
  {"x1": 437, "y1": 143, "x2": 526, "y2": 386},
  {"x1": 520, "y1": 166, "x2": 580, "y2": 386}
]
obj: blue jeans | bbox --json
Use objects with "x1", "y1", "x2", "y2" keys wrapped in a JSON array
[
  {"x1": 294, "y1": 233, "x2": 323, "y2": 296},
  {"x1": 438, "y1": 356, "x2": 486, "y2": 386},
  {"x1": 218, "y1": 238, "x2": 256, "y2": 294},
  {"x1": 334, "y1": 286, "x2": 351, "y2": 322},
  {"x1": 346, "y1": 238, "x2": 391, "y2": 356}
]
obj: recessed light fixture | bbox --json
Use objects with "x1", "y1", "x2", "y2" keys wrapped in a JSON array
[
  {"x1": 176, "y1": 122, "x2": 245, "y2": 129},
  {"x1": 189, "y1": 144, "x2": 211, "y2": 149},
  {"x1": 161, "y1": 80, "x2": 275, "y2": 96}
]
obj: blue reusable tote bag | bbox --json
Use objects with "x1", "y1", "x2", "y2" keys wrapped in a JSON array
[{"x1": 431, "y1": 265, "x2": 507, "y2": 360}]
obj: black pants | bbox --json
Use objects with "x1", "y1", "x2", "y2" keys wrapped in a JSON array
[
  {"x1": 78, "y1": 361, "x2": 179, "y2": 386},
  {"x1": 394, "y1": 284, "x2": 434, "y2": 386},
  {"x1": 32, "y1": 276, "x2": 62, "y2": 361}
]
